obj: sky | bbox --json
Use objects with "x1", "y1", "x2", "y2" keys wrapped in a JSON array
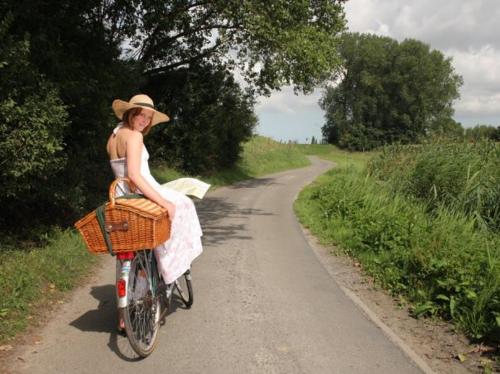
[{"x1": 254, "y1": 0, "x2": 500, "y2": 143}]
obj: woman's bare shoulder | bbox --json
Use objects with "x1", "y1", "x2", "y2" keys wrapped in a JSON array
[{"x1": 116, "y1": 127, "x2": 143, "y2": 142}]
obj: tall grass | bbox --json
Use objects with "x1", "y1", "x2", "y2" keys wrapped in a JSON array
[
  {"x1": 296, "y1": 167, "x2": 500, "y2": 342},
  {"x1": 368, "y1": 141, "x2": 500, "y2": 232},
  {"x1": 0, "y1": 230, "x2": 96, "y2": 341},
  {"x1": 295, "y1": 141, "x2": 500, "y2": 344}
]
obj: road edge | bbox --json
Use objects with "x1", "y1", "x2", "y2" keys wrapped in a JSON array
[{"x1": 295, "y1": 217, "x2": 437, "y2": 374}]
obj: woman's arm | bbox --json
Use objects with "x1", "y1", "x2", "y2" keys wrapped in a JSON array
[{"x1": 126, "y1": 131, "x2": 176, "y2": 219}]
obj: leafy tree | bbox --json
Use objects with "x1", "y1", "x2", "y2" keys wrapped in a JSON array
[
  {"x1": 0, "y1": 0, "x2": 347, "y2": 235},
  {"x1": 104, "y1": 0, "x2": 347, "y2": 95},
  {"x1": 146, "y1": 63, "x2": 257, "y2": 174},
  {"x1": 429, "y1": 117, "x2": 464, "y2": 140},
  {"x1": 0, "y1": 16, "x2": 69, "y2": 230},
  {"x1": 465, "y1": 124, "x2": 500, "y2": 142},
  {"x1": 321, "y1": 33, "x2": 463, "y2": 150},
  {"x1": 0, "y1": 3, "x2": 140, "y2": 236}
]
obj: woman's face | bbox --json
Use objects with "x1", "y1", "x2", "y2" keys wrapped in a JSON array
[{"x1": 131, "y1": 108, "x2": 154, "y2": 132}]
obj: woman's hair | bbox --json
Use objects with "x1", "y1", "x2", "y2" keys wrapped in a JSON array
[{"x1": 122, "y1": 107, "x2": 153, "y2": 135}]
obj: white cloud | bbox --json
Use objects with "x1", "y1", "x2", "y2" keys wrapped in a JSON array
[
  {"x1": 345, "y1": 0, "x2": 500, "y2": 123},
  {"x1": 449, "y1": 45, "x2": 500, "y2": 118},
  {"x1": 449, "y1": 46, "x2": 500, "y2": 93},
  {"x1": 346, "y1": 0, "x2": 500, "y2": 50},
  {"x1": 255, "y1": 87, "x2": 322, "y2": 115},
  {"x1": 456, "y1": 93, "x2": 500, "y2": 117},
  {"x1": 255, "y1": 0, "x2": 500, "y2": 141}
]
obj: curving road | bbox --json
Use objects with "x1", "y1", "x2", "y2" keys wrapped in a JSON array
[{"x1": 10, "y1": 157, "x2": 423, "y2": 374}]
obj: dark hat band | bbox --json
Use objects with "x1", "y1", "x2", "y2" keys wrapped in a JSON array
[{"x1": 132, "y1": 102, "x2": 155, "y2": 109}]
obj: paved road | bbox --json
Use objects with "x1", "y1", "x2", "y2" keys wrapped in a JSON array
[{"x1": 11, "y1": 157, "x2": 423, "y2": 374}]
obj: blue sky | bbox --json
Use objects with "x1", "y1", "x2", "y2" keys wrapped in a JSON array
[
  {"x1": 255, "y1": 0, "x2": 500, "y2": 143},
  {"x1": 255, "y1": 87, "x2": 324, "y2": 144}
]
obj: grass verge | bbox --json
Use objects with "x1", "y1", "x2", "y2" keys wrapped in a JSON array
[
  {"x1": 0, "y1": 229, "x2": 97, "y2": 342},
  {"x1": 153, "y1": 135, "x2": 310, "y2": 186},
  {"x1": 295, "y1": 146, "x2": 500, "y2": 349},
  {"x1": 297, "y1": 143, "x2": 376, "y2": 170}
]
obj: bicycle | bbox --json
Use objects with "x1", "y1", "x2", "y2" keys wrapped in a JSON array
[
  {"x1": 75, "y1": 176, "x2": 197, "y2": 358},
  {"x1": 116, "y1": 249, "x2": 193, "y2": 357}
]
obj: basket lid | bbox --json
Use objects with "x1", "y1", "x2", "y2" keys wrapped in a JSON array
[{"x1": 113, "y1": 198, "x2": 169, "y2": 219}]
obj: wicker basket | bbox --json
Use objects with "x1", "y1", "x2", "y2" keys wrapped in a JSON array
[{"x1": 74, "y1": 178, "x2": 171, "y2": 255}]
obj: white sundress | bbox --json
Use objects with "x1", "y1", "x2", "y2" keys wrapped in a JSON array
[{"x1": 109, "y1": 125, "x2": 203, "y2": 284}]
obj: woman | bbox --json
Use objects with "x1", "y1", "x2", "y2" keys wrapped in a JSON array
[{"x1": 107, "y1": 94, "x2": 203, "y2": 329}]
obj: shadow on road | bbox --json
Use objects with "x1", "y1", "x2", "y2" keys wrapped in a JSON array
[
  {"x1": 69, "y1": 283, "x2": 190, "y2": 361},
  {"x1": 196, "y1": 195, "x2": 274, "y2": 246},
  {"x1": 227, "y1": 177, "x2": 278, "y2": 189},
  {"x1": 69, "y1": 285, "x2": 143, "y2": 361},
  {"x1": 70, "y1": 285, "x2": 116, "y2": 334}
]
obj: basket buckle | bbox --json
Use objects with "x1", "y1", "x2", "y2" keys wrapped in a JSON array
[{"x1": 105, "y1": 221, "x2": 129, "y2": 233}]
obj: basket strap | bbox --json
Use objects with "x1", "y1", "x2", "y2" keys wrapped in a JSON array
[
  {"x1": 95, "y1": 194, "x2": 146, "y2": 256},
  {"x1": 116, "y1": 194, "x2": 145, "y2": 200},
  {"x1": 95, "y1": 204, "x2": 115, "y2": 256}
]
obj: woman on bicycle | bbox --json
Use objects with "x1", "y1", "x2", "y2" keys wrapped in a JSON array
[{"x1": 106, "y1": 94, "x2": 203, "y2": 330}]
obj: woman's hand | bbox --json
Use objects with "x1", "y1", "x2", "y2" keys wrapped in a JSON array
[{"x1": 162, "y1": 200, "x2": 176, "y2": 221}]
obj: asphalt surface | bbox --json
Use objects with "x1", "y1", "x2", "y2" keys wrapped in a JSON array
[{"x1": 10, "y1": 157, "x2": 423, "y2": 374}]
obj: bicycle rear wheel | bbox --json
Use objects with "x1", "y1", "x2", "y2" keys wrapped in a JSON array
[
  {"x1": 174, "y1": 269, "x2": 193, "y2": 308},
  {"x1": 123, "y1": 250, "x2": 161, "y2": 357}
]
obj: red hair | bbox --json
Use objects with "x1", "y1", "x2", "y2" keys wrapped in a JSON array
[{"x1": 122, "y1": 108, "x2": 153, "y2": 135}]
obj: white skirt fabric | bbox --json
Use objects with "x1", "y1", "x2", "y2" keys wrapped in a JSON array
[
  {"x1": 152, "y1": 186, "x2": 203, "y2": 284},
  {"x1": 110, "y1": 127, "x2": 203, "y2": 284}
]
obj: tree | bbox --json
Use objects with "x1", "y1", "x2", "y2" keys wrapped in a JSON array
[
  {"x1": 321, "y1": 33, "x2": 463, "y2": 150},
  {"x1": 0, "y1": 0, "x2": 348, "y2": 234},
  {"x1": 146, "y1": 63, "x2": 257, "y2": 174},
  {"x1": 0, "y1": 16, "x2": 69, "y2": 230},
  {"x1": 103, "y1": 0, "x2": 347, "y2": 95},
  {"x1": 465, "y1": 124, "x2": 500, "y2": 142},
  {"x1": 429, "y1": 117, "x2": 464, "y2": 140},
  {"x1": 0, "y1": 3, "x2": 139, "y2": 232}
]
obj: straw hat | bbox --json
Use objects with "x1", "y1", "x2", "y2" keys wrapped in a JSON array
[{"x1": 112, "y1": 94, "x2": 170, "y2": 126}]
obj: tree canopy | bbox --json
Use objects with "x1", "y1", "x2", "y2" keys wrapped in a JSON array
[
  {"x1": 0, "y1": 0, "x2": 347, "y2": 236},
  {"x1": 321, "y1": 33, "x2": 463, "y2": 150},
  {"x1": 146, "y1": 62, "x2": 258, "y2": 174},
  {"x1": 107, "y1": 0, "x2": 347, "y2": 94}
]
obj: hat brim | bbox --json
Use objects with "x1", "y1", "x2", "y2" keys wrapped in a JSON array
[{"x1": 112, "y1": 99, "x2": 170, "y2": 126}]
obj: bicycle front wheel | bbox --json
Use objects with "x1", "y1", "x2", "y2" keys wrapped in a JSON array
[
  {"x1": 174, "y1": 269, "x2": 193, "y2": 308},
  {"x1": 123, "y1": 250, "x2": 161, "y2": 357}
]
